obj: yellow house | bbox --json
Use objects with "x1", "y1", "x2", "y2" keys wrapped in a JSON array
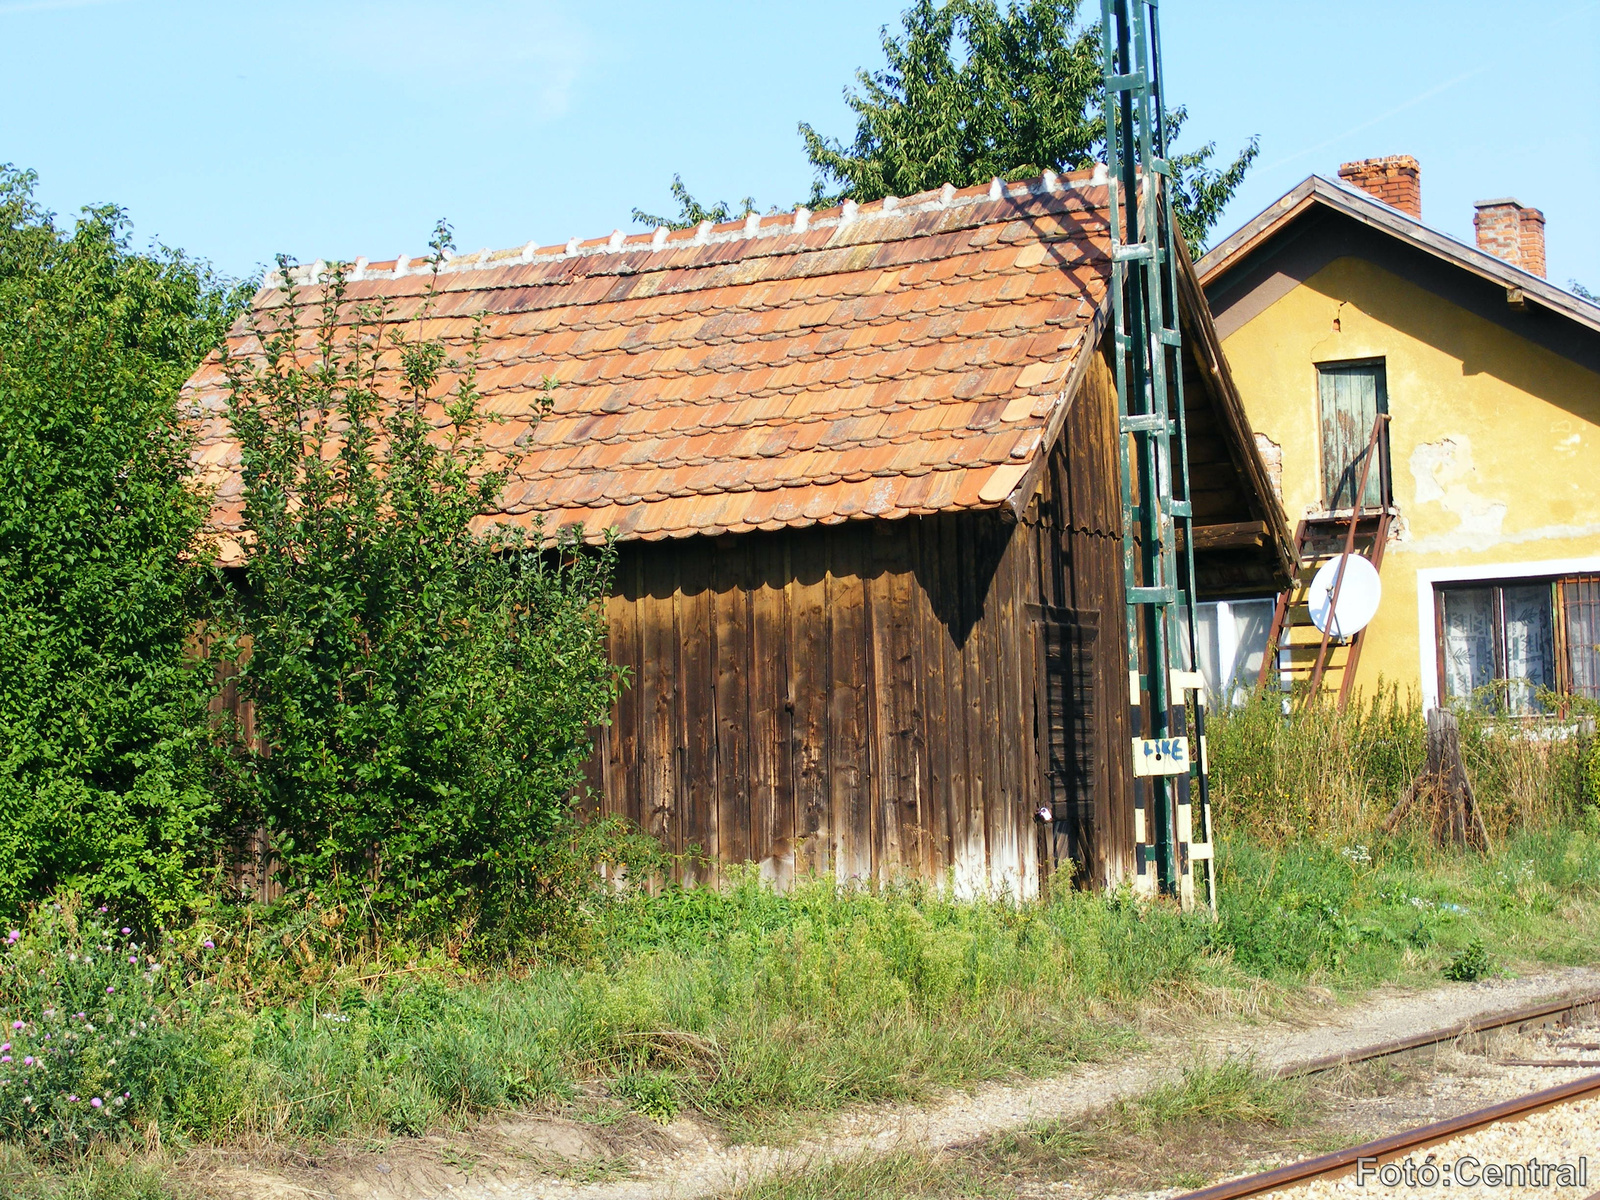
[{"x1": 1195, "y1": 156, "x2": 1600, "y2": 713}]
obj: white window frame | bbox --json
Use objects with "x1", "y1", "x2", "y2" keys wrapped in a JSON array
[{"x1": 1416, "y1": 555, "x2": 1600, "y2": 711}]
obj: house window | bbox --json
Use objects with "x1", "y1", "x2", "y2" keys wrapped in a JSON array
[
  {"x1": 1561, "y1": 576, "x2": 1600, "y2": 699},
  {"x1": 1195, "y1": 598, "x2": 1275, "y2": 707},
  {"x1": 1318, "y1": 360, "x2": 1390, "y2": 509},
  {"x1": 1437, "y1": 574, "x2": 1600, "y2": 713}
]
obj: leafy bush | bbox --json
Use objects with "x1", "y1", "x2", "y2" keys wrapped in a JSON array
[
  {"x1": 610, "y1": 1069, "x2": 680, "y2": 1123},
  {"x1": 0, "y1": 167, "x2": 249, "y2": 922},
  {"x1": 1443, "y1": 937, "x2": 1492, "y2": 982},
  {"x1": 216, "y1": 232, "x2": 620, "y2": 947}
]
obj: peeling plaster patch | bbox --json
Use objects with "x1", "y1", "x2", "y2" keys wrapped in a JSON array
[
  {"x1": 1401, "y1": 433, "x2": 1600, "y2": 556},
  {"x1": 1254, "y1": 433, "x2": 1284, "y2": 505},
  {"x1": 1405, "y1": 436, "x2": 1508, "y2": 553}
]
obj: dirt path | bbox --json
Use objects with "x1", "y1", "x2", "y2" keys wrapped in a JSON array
[{"x1": 192, "y1": 967, "x2": 1600, "y2": 1200}]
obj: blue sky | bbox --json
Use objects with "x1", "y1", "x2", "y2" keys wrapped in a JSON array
[{"x1": 3, "y1": 0, "x2": 1596, "y2": 291}]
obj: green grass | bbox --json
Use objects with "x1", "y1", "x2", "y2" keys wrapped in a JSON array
[
  {"x1": 1214, "y1": 826, "x2": 1600, "y2": 984},
  {"x1": 6, "y1": 828, "x2": 1598, "y2": 1162},
  {"x1": 0, "y1": 1144, "x2": 182, "y2": 1200},
  {"x1": 721, "y1": 1150, "x2": 980, "y2": 1200},
  {"x1": 722, "y1": 1059, "x2": 1312, "y2": 1199},
  {"x1": 173, "y1": 881, "x2": 1206, "y2": 1141},
  {"x1": 6, "y1": 694, "x2": 1600, "y2": 1192}
]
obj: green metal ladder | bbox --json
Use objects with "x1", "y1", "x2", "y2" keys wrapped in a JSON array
[{"x1": 1100, "y1": 0, "x2": 1215, "y2": 913}]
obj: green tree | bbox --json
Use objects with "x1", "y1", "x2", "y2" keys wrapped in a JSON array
[
  {"x1": 631, "y1": 174, "x2": 758, "y2": 231},
  {"x1": 0, "y1": 166, "x2": 249, "y2": 922},
  {"x1": 798, "y1": 0, "x2": 1257, "y2": 251},
  {"x1": 219, "y1": 227, "x2": 621, "y2": 946}
]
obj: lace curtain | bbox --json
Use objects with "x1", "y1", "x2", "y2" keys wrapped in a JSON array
[
  {"x1": 1440, "y1": 584, "x2": 1554, "y2": 714},
  {"x1": 1501, "y1": 585, "x2": 1553, "y2": 713},
  {"x1": 1442, "y1": 587, "x2": 1496, "y2": 705}
]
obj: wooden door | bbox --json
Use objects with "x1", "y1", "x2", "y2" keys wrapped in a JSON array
[{"x1": 1037, "y1": 607, "x2": 1099, "y2": 886}]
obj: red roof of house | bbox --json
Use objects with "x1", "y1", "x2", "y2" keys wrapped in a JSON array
[{"x1": 183, "y1": 171, "x2": 1115, "y2": 564}]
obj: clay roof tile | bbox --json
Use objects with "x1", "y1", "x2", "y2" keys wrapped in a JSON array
[{"x1": 188, "y1": 173, "x2": 1114, "y2": 559}]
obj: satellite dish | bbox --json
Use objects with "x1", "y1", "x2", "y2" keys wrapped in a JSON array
[{"x1": 1308, "y1": 554, "x2": 1382, "y2": 638}]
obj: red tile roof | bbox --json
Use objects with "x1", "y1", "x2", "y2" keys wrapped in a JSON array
[{"x1": 184, "y1": 171, "x2": 1115, "y2": 564}]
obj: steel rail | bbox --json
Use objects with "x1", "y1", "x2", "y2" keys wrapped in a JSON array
[
  {"x1": 1174, "y1": 1071, "x2": 1600, "y2": 1200},
  {"x1": 1280, "y1": 988, "x2": 1600, "y2": 1078}
]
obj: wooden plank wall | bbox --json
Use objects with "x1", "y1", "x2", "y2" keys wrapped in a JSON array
[
  {"x1": 1024, "y1": 345, "x2": 1136, "y2": 890},
  {"x1": 582, "y1": 510, "x2": 1048, "y2": 895},
  {"x1": 581, "y1": 341, "x2": 1138, "y2": 895}
]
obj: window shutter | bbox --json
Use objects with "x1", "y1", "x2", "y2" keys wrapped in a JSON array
[{"x1": 1318, "y1": 362, "x2": 1388, "y2": 509}]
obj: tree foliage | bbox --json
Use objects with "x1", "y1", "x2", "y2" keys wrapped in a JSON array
[
  {"x1": 798, "y1": 0, "x2": 1257, "y2": 251},
  {"x1": 631, "y1": 174, "x2": 758, "y2": 231},
  {"x1": 219, "y1": 228, "x2": 621, "y2": 944},
  {"x1": 0, "y1": 167, "x2": 249, "y2": 922}
]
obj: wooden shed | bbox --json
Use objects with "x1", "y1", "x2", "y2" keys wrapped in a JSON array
[{"x1": 186, "y1": 170, "x2": 1291, "y2": 895}]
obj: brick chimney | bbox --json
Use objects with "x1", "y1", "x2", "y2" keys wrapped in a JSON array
[
  {"x1": 1337, "y1": 155, "x2": 1421, "y2": 219},
  {"x1": 1473, "y1": 198, "x2": 1546, "y2": 277}
]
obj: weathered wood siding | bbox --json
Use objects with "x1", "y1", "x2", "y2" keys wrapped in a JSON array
[{"x1": 583, "y1": 344, "x2": 1135, "y2": 893}]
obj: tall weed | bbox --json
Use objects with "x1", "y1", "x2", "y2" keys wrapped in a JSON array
[{"x1": 1208, "y1": 686, "x2": 1587, "y2": 844}]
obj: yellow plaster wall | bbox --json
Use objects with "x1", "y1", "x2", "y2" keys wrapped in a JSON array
[{"x1": 1218, "y1": 256, "x2": 1600, "y2": 700}]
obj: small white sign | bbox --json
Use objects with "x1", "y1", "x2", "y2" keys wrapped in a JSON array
[{"x1": 1132, "y1": 735, "x2": 1190, "y2": 776}]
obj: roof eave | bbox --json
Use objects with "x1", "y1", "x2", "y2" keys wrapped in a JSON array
[{"x1": 1198, "y1": 176, "x2": 1600, "y2": 337}]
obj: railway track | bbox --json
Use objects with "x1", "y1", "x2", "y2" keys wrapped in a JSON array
[
  {"x1": 1173, "y1": 989, "x2": 1600, "y2": 1200},
  {"x1": 1281, "y1": 988, "x2": 1600, "y2": 1078}
]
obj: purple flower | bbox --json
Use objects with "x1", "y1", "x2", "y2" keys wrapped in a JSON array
[
  {"x1": 91, "y1": 1097, "x2": 102, "y2": 1108},
  {"x1": 5, "y1": 930, "x2": 18, "y2": 944},
  {"x1": 203, "y1": 939, "x2": 215, "y2": 949},
  {"x1": 128, "y1": 956, "x2": 137, "y2": 964},
  {"x1": 2, "y1": 1056, "x2": 11, "y2": 1063},
  {"x1": 43, "y1": 1009, "x2": 53, "y2": 1018},
  {"x1": 9, "y1": 1021, "x2": 20, "y2": 1030},
  {"x1": 106, "y1": 986, "x2": 115, "y2": 994},
  {"x1": 1, "y1": 1043, "x2": 9, "y2": 1052},
  {"x1": 68, "y1": 1094, "x2": 78, "y2": 1102},
  {"x1": 23, "y1": 1056, "x2": 33, "y2": 1066},
  {"x1": 121, "y1": 928, "x2": 131, "y2": 935}
]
